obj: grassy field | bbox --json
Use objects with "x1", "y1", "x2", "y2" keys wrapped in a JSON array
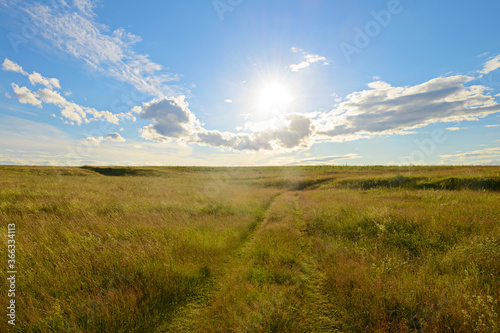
[{"x1": 1, "y1": 165, "x2": 499, "y2": 332}]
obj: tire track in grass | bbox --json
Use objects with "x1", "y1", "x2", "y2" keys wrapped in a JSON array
[
  {"x1": 291, "y1": 192, "x2": 341, "y2": 332},
  {"x1": 156, "y1": 192, "x2": 283, "y2": 332},
  {"x1": 161, "y1": 190, "x2": 340, "y2": 332}
]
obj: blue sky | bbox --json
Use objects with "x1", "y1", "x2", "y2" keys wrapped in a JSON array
[{"x1": 0, "y1": 0, "x2": 499, "y2": 166}]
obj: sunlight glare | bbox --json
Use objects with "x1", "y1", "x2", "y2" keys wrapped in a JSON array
[{"x1": 257, "y1": 83, "x2": 294, "y2": 112}]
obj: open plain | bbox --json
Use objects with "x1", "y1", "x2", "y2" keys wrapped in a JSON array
[{"x1": 1, "y1": 165, "x2": 499, "y2": 332}]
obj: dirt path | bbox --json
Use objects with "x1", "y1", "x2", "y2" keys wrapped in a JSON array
[
  {"x1": 156, "y1": 192, "x2": 283, "y2": 332},
  {"x1": 157, "y1": 190, "x2": 340, "y2": 332},
  {"x1": 290, "y1": 192, "x2": 340, "y2": 331}
]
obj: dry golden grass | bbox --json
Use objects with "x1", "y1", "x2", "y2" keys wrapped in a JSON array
[
  {"x1": 0, "y1": 165, "x2": 499, "y2": 332},
  {"x1": 300, "y1": 186, "x2": 500, "y2": 332}
]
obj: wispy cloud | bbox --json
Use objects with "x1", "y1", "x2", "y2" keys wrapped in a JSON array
[
  {"x1": 286, "y1": 153, "x2": 361, "y2": 165},
  {"x1": 73, "y1": 0, "x2": 99, "y2": 18},
  {"x1": 480, "y1": 54, "x2": 500, "y2": 74},
  {"x1": 7, "y1": 0, "x2": 179, "y2": 98},
  {"x1": 485, "y1": 124, "x2": 499, "y2": 128},
  {"x1": 440, "y1": 147, "x2": 500, "y2": 165},
  {"x1": 289, "y1": 47, "x2": 329, "y2": 72},
  {"x1": 446, "y1": 127, "x2": 466, "y2": 131}
]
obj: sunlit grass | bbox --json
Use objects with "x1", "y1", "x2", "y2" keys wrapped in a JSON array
[
  {"x1": 0, "y1": 165, "x2": 498, "y2": 332},
  {"x1": 300, "y1": 185, "x2": 500, "y2": 332}
]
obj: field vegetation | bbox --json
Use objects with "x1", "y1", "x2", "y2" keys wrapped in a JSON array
[{"x1": 0, "y1": 165, "x2": 499, "y2": 332}]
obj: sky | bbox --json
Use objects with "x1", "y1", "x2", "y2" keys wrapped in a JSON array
[{"x1": 0, "y1": 0, "x2": 499, "y2": 166}]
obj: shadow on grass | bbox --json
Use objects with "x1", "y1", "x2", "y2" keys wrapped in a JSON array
[
  {"x1": 334, "y1": 175, "x2": 500, "y2": 191},
  {"x1": 261, "y1": 177, "x2": 335, "y2": 191},
  {"x1": 80, "y1": 166, "x2": 167, "y2": 177}
]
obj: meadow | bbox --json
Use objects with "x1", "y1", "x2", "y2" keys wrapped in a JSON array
[{"x1": 0, "y1": 165, "x2": 499, "y2": 332}]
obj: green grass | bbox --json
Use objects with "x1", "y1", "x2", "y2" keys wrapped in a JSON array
[{"x1": 0, "y1": 165, "x2": 499, "y2": 332}]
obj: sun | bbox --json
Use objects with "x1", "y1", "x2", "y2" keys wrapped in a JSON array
[{"x1": 257, "y1": 83, "x2": 294, "y2": 112}]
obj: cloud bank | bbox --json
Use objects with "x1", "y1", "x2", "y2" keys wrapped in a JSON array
[
  {"x1": 5, "y1": 55, "x2": 500, "y2": 152},
  {"x1": 121, "y1": 67, "x2": 500, "y2": 152},
  {"x1": 2, "y1": 0, "x2": 499, "y2": 155},
  {"x1": 315, "y1": 75, "x2": 500, "y2": 142}
]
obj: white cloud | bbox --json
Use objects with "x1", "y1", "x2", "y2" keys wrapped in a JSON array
[
  {"x1": 3, "y1": 58, "x2": 61, "y2": 89},
  {"x1": 5, "y1": 58, "x2": 134, "y2": 125},
  {"x1": 196, "y1": 114, "x2": 314, "y2": 151},
  {"x1": 131, "y1": 105, "x2": 143, "y2": 114},
  {"x1": 480, "y1": 54, "x2": 500, "y2": 74},
  {"x1": 137, "y1": 95, "x2": 314, "y2": 151},
  {"x1": 315, "y1": 75, "x2": 500, "y2": 141},
  {"x1": 138, "y1": 73, "x2": 500, "y2": 152},
  {"x1": 289, "y1": 47, "x2": 328, "y2": 72},
  {"x1": 485, "y1": 124, "x2": 499, "y2": 128},
  {"x1": 28, "y1": 71, "x2": 61, "y2": 89},
  {"x1": 85, "y1": 132, "x2": 126, "y2": 144},
  {"x1": 2, "y1": 58, "x2": 27, "y2": 75},
  {"x1": 38, "y1": 88, "x2": 87, "y2": 125},
  {"x1": 73, "y1": 0, "x2": 99, "y2": 18},
  {"x1": 446, "y1": 127, "x2": 464, "y2": 131},
  {"x1": 225, "y1": 99, "x2": 233, "y2": 103},
  {"x1": 37, "y1": 88, "x2": 67, "y2": 105},
  {"x1": 139, "y1": 96, "x2": 200, "y2": 141},
  {"x1": 10, "y1": 83, "x2": 42, "y2": 108},
  {"x1": 85, "y1": 136, "x2": 104, "y2": 144},
  {"x1": 106, "y1": 132, "x2": 126, "y2": 142},
  {"x1": 10, "y1": 84, "x2": 132, "y2": 126}
]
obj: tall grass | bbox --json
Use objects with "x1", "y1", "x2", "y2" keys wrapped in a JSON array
[
  {"x1": 300, "y1": 187, "x2": 500, "y2": 332},
  {"x1": 0, "y1": 165, "x2": 499, "y2": 332},
  {"x1": 0, "y1": 167, "x2": 279, "y2": 332}
]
